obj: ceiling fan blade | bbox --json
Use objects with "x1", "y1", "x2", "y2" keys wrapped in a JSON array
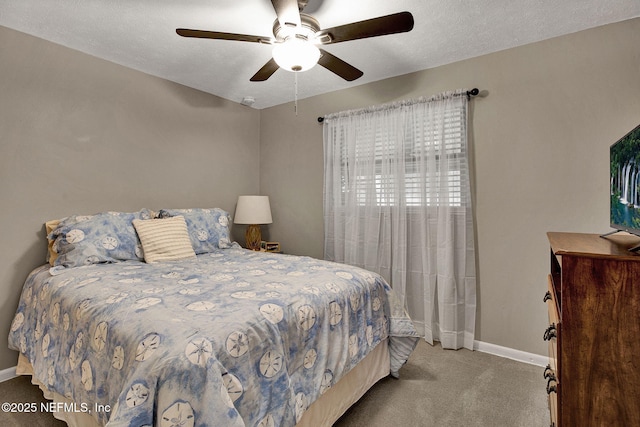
[
  {"x1": 176, "y1": 28, "x2": 272, "y2": 44},
  {"x1": 271, "y1": 0, "x2": 301, "y2": 29},
  {"x1": 318, "y1": 49, "x2": 363, "y2": 81},
  {"x1": 250, "y1": 58, "x2": 280, "y2": 81},
  {"x1": 317, "y1": 11, "x2": 414, "y2": 44}
]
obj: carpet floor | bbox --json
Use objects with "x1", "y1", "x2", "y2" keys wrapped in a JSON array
[
  {"x1": 335, "y1": 340, "x2": 548, "y2": 426},
  {"x1": 0, "y1": 340, "x2": 549, "y2": 426}
]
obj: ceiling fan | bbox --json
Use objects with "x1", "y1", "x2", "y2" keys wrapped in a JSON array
[{"x1": 176, "y1": 0, "x2": 414, "y2": 82}]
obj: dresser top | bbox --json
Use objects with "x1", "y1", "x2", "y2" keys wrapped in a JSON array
[{"x1": 548, "y1": 232, "x2": 640, "y2": 261}]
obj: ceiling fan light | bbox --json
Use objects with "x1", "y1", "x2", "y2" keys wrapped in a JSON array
[{"x1": 272, "y1": 38, "x2": 320, "y2": 72}]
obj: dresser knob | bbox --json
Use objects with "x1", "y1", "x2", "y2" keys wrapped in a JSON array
[
  {"x1": 546, "y1": 378, "x2": 558, "y2": 394},
  {"x1": 543, "y1": 323, "x2": 557, "y2": 341},
  {"x1": 543, "y1": 291, "x2": 552, "y2": 302}
]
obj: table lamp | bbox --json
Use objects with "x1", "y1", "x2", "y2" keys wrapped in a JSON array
[{"x1": 234, "y1": 195, "x2": 273, "y2": 250}]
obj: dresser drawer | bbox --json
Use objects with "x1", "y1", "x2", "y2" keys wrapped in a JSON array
[
  {"x1": 545, "y1": 275, "x2": 559, "y2": 374},
  {"x1": 544, "y1": 274, "x2": 560, "y2": 425},
  {"x1": 548, "y1": 384, "x2": 558, "y2": 427}
]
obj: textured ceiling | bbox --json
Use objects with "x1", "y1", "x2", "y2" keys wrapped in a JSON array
[{"x1": 1, "y1": 0, "x2": 639, "y2": 109}]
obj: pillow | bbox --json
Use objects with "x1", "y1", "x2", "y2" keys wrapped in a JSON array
[
  {"x1": 132, "y1": 216, "x2": 196, "y2": 263},
  {"x1": 157, "y1": 208, "x2": 232, "y2": 253},
  {"x1": 49, "y1": 209, "x2": 153, "y2": 269}
]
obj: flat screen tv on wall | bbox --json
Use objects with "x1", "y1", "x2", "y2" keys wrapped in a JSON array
[{"x1": 606, "y1": 122, "x2": 640, "y2": 251}]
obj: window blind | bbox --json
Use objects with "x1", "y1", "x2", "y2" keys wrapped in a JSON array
[{"x1": 338, "y1": 102, "x2": 467, "y2": 207}]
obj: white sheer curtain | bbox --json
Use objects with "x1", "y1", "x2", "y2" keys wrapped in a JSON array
[{"x1": 323, "y1": 90, "x2": 476, "y2": 350}]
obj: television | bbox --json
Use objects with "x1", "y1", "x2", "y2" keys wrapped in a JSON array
[{"x1": 607, "y1": 122, "x2": 640, "y2": 251}]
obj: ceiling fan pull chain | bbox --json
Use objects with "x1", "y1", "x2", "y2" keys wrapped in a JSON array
[{"x1": 294, "y1": 71, "x2": 299, "y2": 116}]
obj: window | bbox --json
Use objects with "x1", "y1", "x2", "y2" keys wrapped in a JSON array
[
  {"x1": 323, "y1": 89, "x2": 477, "y2": 350},
  {"x1": 339, "y1": 103, "x2": 467, "y2": 207}
]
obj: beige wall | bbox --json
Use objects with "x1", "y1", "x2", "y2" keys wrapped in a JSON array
[
  {"x1": 0, "y1": 26, "x2": 261, "y2": 370},
  {"x1": 260, "y1": 18, "x2": 640, "y2": 356}
]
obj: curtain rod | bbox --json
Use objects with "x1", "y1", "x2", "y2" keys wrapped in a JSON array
[{"x1": 317, "y1": 88, "x2": 480, "y2": 123}]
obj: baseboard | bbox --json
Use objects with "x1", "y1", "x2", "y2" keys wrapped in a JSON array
[
  {"x1": 0, "y1": 365, "x2": 17, "y2": 383},
  {"x1": 474, "y1": 340, "x2": 548, "y2": 367}
]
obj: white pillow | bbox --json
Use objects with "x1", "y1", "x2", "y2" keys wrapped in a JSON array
[{"x1": 133, "y1": 216, "x2": 196, "y2": 263}]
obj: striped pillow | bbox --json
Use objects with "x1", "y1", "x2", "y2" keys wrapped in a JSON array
[{"x1": 133, "y1": 216, "x2": 196, "y2": 263}]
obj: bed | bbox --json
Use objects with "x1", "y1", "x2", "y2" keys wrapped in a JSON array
[{"x1": 8, "y1": 208, "x2": 418, "y2": 427}]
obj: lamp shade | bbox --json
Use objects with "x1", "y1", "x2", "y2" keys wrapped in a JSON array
[
  {"x1": 234, "y1": 195, "x2": 273, "y2": 225},
  {"x1": 272, "y1": 38, "x2": 320, "y2": 72}
]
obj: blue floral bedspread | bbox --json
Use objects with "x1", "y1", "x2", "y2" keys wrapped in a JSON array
[{"x1": 8, "y1": 247, "x2": 418, "y2": 426}]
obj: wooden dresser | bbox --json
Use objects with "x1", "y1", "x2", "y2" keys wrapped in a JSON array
[{"x1": 544, "y1": 232, "x2": 640, "y2": 427}]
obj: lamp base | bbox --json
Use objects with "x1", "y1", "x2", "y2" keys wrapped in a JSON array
[{"x1": 245, "y1": 224, "x2": 262, "y2": 251}]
